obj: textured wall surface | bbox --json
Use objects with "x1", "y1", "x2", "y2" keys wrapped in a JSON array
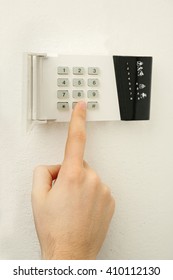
[{"x1": 0, "y1": 0, "x2": 173, "y2": 259}]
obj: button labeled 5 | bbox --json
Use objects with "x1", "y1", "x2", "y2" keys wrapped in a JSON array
[{"x1": 73, "y1": 79, "x2": 84, "y2": 87}]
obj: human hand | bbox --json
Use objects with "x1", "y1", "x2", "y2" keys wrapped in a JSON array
[{"x1": 32, "y1": 101, "x2": 115, "y2": 260}]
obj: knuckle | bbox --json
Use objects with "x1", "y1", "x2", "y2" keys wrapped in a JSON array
[
  {"x1": 66, "y1": 166, "x2": 84, "y2": 183},
  {"x1": 33, "y1": 165, "x2": 46, "y2": 175},
  {"x1": 91, "y1": 172, "x2": 101, "y2": 187},
  {"x1": 103, "y1": 186, "x2": 111, "y2": 197}
]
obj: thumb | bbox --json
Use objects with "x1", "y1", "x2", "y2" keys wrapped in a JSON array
[{"x1": 32, "y1": 165, "x2": 61, "y2": 199}]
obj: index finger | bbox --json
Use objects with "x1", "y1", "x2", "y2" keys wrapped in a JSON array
[{"x1": 64, "y1": 101, "x2": 87, "y2": 165}]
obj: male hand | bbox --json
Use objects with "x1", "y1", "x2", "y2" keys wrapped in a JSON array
[{"x1": 32, "y1": 101, "x2": 115, "y2": 260}]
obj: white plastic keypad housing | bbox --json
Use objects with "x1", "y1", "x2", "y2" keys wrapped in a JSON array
[{"x1": 26, "y1": 53, "x2": 120, "y2": 123}]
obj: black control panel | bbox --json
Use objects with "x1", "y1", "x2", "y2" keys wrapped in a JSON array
[{"x1": 113, "y1": 56, "x2": 153, "y2": 120}]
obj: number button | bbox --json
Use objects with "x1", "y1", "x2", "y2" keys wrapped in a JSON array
[
  {"x1": 72, "y1": 102, "x2": 78, "y2": 109},
  {"x1": 73, "y1": 67, "x2": 84, "y2": 75},
  {"x1": 88, "y1": 79, "x2": 99, "y2": 87},
  {"x1": 73, "y1": 90, "x2": 84, "y2": 98},
  {"x1": 57, "y1": 102, "x2": 69, "y2": 111},
  {"x1": 87, "y1": 102, "x2": 99, "y2": 110},
  {"x1": 57, "y1": 90, "x2": 69, "y2": 99},
  {"x1": 57, "y1": 78, "x2": 69, "y2": 87},
  {"x1": 57, "y1": 67, "x2": 69, "y2": 75},
  {"x1": 73, "y1": 79, "x2": 84, "y2": 87},
  {"x1": 87, "y1": 90, "x2": 99, "y2": 98},
  {"x1": 88, "y1": 67, "x2": 99, "y2": 75}
]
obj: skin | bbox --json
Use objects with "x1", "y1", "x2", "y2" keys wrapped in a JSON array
[{"x1": 32, "y1": 101, "x2": 115, "y2": 260}]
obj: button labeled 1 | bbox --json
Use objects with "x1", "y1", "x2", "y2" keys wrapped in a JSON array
[{"x1": 57, "y1": 67, "x2": 69, "y2": 75}]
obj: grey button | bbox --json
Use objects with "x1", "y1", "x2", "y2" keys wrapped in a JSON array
[
  {"x1": 87, "y1": 90, "x2": 99, "y2": 98},
  {"x1": 57, "y1": 90, "x2": 69, "y2": 99},
  {"x1": 87, "y1": 102, "x2": 99, "y2": 110},
  {"x1": 73, "y1": 67, "x2": 84, "y2": 75},
  {"x1": 72, "y1": 102, "x2": 78, "y2": 109},
  {"x1": 57, "y1": 67, "x2": 69, "y2": 75},
  {"x1": 57, "y1": 102, "x2": 69, "y2": 111},
  {"x1": 73, "y1": 78, "x2": 84, "y2": 87},
  {"x1": 73, "y1": 90, "x2": 84, "y2": 98},
  {"x1": 88, "y1": 67, "x2": 99, "y2": 75},
  {"x1": 88, "y1": 79, "x2": 99, "y2": 87},
  {"x1": 57, "y1": 78, "x2": 69, "y2": 87}
]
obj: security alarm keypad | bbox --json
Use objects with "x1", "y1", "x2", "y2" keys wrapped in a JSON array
[
  {"x1": 57, "y1": 66, "x2": 99, "y2": 111},
  {"x1": 27, "y1": 54, "x2": 152, "y2": 122}
]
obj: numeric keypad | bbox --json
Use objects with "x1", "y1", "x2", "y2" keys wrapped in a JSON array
[{"x1": 57, "y1": 66, "x2": 100, "y2": 110}]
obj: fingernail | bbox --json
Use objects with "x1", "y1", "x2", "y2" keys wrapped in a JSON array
[{"x1": 78, "y1": 101, "x2": 86, "y2": 110}]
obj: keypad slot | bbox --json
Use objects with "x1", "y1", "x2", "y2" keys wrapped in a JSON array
[
  {"x1": 88, "y1": 67, "x2": 99, "y2": 75},
  {"x1": 72, "y1": 90, "x2": 84, "y2": 98},
  {"x1": 73, "y1": 78, "x2": 85, "y2": 87},
  {"x1": 87, "y1": 90, "x2": 99, "y2": 98},
  {"x1": 57, "y1": 78, "x2": 69, "y2": 87},
  {"x1": 87, "y1": 102, "x2": 99, "y2": 110},
  {"x1": 57, "y1": 67, "x2": 69, "y2": 75},
  {"x1": 57, "y1": 102, "x2": 69, "y2": 111},
  {"x1": 57, "y1": 90, "x2": 69, "y2": 99},
  {"x1": 73, "y1": 67, "x2": 84, "y2": 75},
  {"x1": 88, "y1": 79, "x2": 99, "y2": 87}
]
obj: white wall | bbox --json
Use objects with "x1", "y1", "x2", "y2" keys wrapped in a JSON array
[{"x1": 0, "y1": 0, "x2": 173, "y2": 259}]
